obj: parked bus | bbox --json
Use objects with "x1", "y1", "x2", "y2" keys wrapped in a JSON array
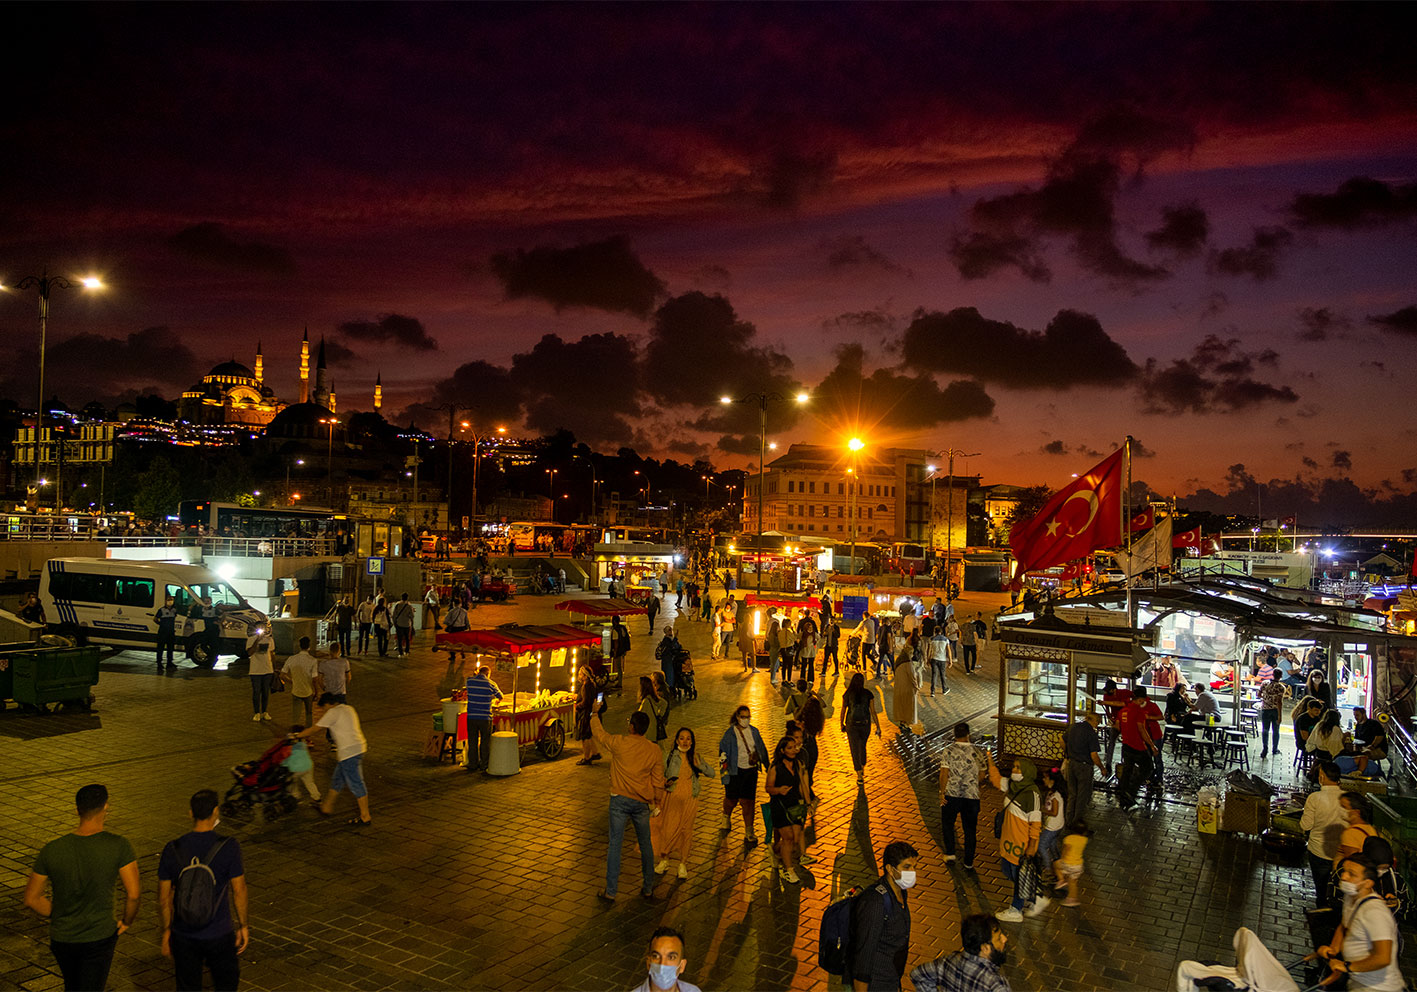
[{"x1": 179, "y1": 501, "x2": 353, "y2": 553}]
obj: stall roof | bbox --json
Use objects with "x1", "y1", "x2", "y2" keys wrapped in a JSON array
[
  {"x1": 436, "y1": 623, "x2": 601, "y2": 653},
  {"x1": 744, "y1": 593, "x2": 817, "y2": 609},
  {"x1": 554, "y1": 598, "x2": 648, "y2": 618}
]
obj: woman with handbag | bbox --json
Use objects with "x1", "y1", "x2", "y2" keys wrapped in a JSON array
[
  {"x1": 637, "y1": 676, "x2": 669, "y2": 745},
  {"x1": 766, "y1": 733, "x2": 808, "y2": 884},
  {"x1": 651, "y1": 727, "x2": 713, "y2": 880},
  {"x1": 985, "y1": 752, "x2": 1043, "y2": 923},
  {"x1": 719, "y1": 705, "x2": 769, "y2": 845}
]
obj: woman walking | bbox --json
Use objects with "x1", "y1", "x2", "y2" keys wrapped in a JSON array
[
  {"x1": 249, "y1": 626, "x2": 275, "y2": 721},
  {"x1": 840, "y1": 673, "x2": 883, "y2": 782},
  {"x1": 372, "y1": 596, "x2": 391, "y2": 657},
  {"x1": 986, "y1": 752, "x2": 1043, "y2": 922},
  {"x1": 893, "y1": 630, "x2": 921, "y2": 732},
  {"x1": 639, "y1": 675, "x2": 669, "y2": 745},
  {"x1": 797, "y1": 616, "x2": 819, "y2": 683},
  {"x1": 766, "y1": 733, "x2": 808, "y2": 883},
  {"x1": 652, "y1": 728, "x2": 713, "y2": 879},
  {"x1": 574, "y1": 666, "x2": 601, "y2": 765},
  {"x1": 719, "y1": 705, "x2": 769, "y2": 845}
]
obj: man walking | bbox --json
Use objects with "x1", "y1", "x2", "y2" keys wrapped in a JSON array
[
  {"x1": 958, "y1": 616, "x2": 978, "y2": 674},
  {"x1": 849, "y1": 841, "x2": 918, "y2": 992},
  {"x1": 316, "y1": 645, "x2": 351, "y2": 704},
  {"x1": 1300, "y1": 760, "x2": 1346, "y2": 907},
  {"x1": 392, "y1": 593, "x2": 415, "y2": 656},
  {"x1": 335, "y1": 595, "x2": 355, "y2": 656},
  {"x1": 292, "y1": 694, "x2": 371, "y2": 826},
  {"x1": 591, "y1": 708, "x2": 665, "y2": 902},
  {"x1": 1115, "y1": 688, "x2": 1160, "y2": 813},
  {"x1": 647, "y1": 593, "x2": 661, "y2": 634},
  {"x1": 1063, "y1": 708, "x2": 1108, "y2": 823},
  {"x1": 939, "y1": 722, "x2": 984, "y2": 870},
  {"x1": 464, "y1": 665, "x2": 503, "y2": 773},
  {"x1": 910, "y1": 914, "x2": 1012, "y2": 992},
  {"x1": 24, "y1": 784, "x2": 141, "y2": 992},
  {"x1": 155, "y1": 594, "x2": 180, "y2": 670},
  {"x1": 926, "y1": 624, "x2": 950, "y2": 697},
  {"x1": 158, "y1": 789, "x2": 247, "y2": 992},
  {"x1": 355, "y1": 595, "x2": 374, "y2": 655},
  {"x1": 276, "y1": 636, "x2": 315, "y2": 727}
]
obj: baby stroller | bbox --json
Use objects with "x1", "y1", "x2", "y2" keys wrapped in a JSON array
[
  {"x1": 1173, "y1": 927, "x2": 1299, "y2": 992},
  {"x1": 221, "y1": 737, "x2": 299, "y2": 821},
  {"x1": 674, "y1": 649, "x2": 697, "y2": 701}
]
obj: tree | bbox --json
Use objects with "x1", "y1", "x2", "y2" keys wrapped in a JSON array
[{"x1": 133, "y1": 456, "x2": 182, "y2": 521}]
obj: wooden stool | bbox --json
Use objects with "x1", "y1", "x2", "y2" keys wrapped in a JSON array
[
  {"x1": 1224, "y1": 739, "x2": 1250, "y2": 771},
  {"x1": 1240, "y1": 711, "x2": 1259, "y2": 737}
]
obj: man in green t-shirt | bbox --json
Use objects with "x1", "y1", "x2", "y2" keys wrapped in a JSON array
[{"x1": 24, "y1": 784, "x2": 141, "y2": 991}]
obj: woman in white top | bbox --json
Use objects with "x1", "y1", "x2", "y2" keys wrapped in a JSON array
[
  {"x1": 1306, "y1": 709, "x2": 1346, "y2": 762},
  {"x1": 248, "y1": 629, "x2": 275, "y2": 721}
]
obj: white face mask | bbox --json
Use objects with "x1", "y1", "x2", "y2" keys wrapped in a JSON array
[
  {"x1": 895, "y1": 869, "x2": 916, "y2": 889},
  {"x1": 678, "y1": 741, "x2": 691, "y2": 752},
  {"x1": 738, "y1": 716, "x2": 750, "y2": 728},
  {"x1": 1338, "y1": 880, "x2": 1360, "y2": 897},
  {"x1": 1010, "y1": 771, "x2": 1023, "y2": 782}
]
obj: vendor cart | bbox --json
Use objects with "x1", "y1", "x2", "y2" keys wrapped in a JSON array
[
  {"x1": 436, "y1": 623, "x2": 601, "y2": 764},
  {"x1": 554, "y1": 598, "x2": 648, "y2": 694},
  {"x1": 742, "y1": 593, "x2": 820, "y2": 670}
]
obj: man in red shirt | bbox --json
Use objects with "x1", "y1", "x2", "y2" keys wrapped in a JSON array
[{"x1": 1116, "y1": 688, "x2": 1163, "y2": 814}]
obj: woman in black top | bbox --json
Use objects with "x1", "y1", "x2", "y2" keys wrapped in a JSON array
[
  {"x1": 1305, "y1": 670, "x2": 1333, "y2": 710},
  {"x1": 766, "y1": 734, "x2": 806, "y2": 884}
]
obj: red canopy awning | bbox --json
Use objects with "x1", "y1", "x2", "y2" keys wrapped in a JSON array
[
  {"x1": 555, "y1": 598, "x2": 648, "y2": 618},
  {"x1": 435, "y1": 623, "x2": 602, "y2": 653},
  {"x1": 744, "y1": 593, "x2": 817, "y2": 610}
]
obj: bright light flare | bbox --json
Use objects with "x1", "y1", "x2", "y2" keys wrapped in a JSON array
[
  {"x1": 80, "y1": 276, "x2": 104, "y2": 290},
  {"x1": 720, "y1": 396, "x2": 732, "y2": 405},
  {"x1": 848, "y1": 437, "x2": 864, "y2": 452},
  {"x1": 795, "y1": 391, "x2": 809, "y2": 404}
]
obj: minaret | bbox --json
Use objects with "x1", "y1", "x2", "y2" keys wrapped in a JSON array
[
  {"x1": 298, "y1": 328, "x2": 310, "y2": 404},
  {"x1": 315, "y1": 337, "x2": 330, "y2": 410},
  {"x1": 329, "y1": 380, "x2": 337, "y2": 414},
  {"x1": 254, "y1": 341, "x2": 264, "y2": 383},
  {"x1": 374, "y1": 373, "x2": 382, "y2": 411}
]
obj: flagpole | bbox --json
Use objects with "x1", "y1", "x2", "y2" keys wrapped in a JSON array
[{"x1": 1124, "y1": 436, "x2": 1134, "y2": 629}]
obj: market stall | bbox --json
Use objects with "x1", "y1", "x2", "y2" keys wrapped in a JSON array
[
  {"x1": 553, "y1": 598, "x2": 647, "y2": 692},
  {"x1": 742, "y1": 593, "x2": 819, "y2": 669},
  {"x1": 434, "y1": 623, "x2": 601, "y2": 766}
]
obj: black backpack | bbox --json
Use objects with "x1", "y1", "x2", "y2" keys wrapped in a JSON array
[
  {"x1": 173, "y1": 837, "x2": 231, "y2": 929},
  {"x1": 818, "y1": 883, "x2": 891, "y2": 977}
]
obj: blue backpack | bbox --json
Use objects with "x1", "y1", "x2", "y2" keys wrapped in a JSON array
[{"x1": 818, "y1": 884, "x2": 891, "y2": 977}]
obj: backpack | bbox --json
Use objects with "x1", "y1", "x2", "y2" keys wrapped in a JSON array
[
  {"x1": 846, "y1": 691, "x2": 871, "y2": 726},
  {"x1": 173, "y1": 836, "x2": 231, "y2": 930},
  {"x1": 818, "y1": 884, "x2": 891, "y2": 977}
]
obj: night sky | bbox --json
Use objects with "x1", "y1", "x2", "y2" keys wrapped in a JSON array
[{"x1": 3, "y1": 4, "x2": 1415, "y2": 519}]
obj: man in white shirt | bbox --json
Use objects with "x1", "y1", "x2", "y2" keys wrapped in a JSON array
[
  {"x1": 281, "y1": 635, "x2": 320, "y2": 725},
  {"x1": 292, "y1": 695, "x2": 370, "y2": 827},
  {"x1": 1300, "y1": 761, "x2": 1347, "y2": 907},
  {"x1": 1316, "y1": 855, "x2": 1405, "y2": 991}
]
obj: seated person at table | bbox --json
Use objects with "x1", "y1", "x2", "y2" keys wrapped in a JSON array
[
  {"x1": 1306, "y1": 709, "x2": 1345, "y2": 764},
  {"x1": 1280, "y1": 664, "x2": 1308, "y2": 691},
  {"x1": 1189, "y1": 683, "x2": 1221, "y2": 726},
  {"x1": 1294, "y1": 697, "x2": 1324, "y2": 753},
  {"x1": 1250, "y1": 648, "x2": 1277, "y2": 683},
  {"x1": 1210, "y1": 659, "x2": 1235, "y2": 689},
  {"x1": 1164, "y1": 683, "x2": 1193, "y2": 725},
  {"x1": 1341, "y1": 707, "x2": 1387, "y2": 776}
]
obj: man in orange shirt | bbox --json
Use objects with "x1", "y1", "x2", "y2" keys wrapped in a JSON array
[{"x1": 592, "y1": 709, "x2": 666, "y2": 902}]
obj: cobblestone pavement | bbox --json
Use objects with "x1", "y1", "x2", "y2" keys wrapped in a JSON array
[{"x1": 4, "y1": 588, "x2": 1414, "y2": 991}]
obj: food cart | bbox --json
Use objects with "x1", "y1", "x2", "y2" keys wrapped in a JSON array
[
  {"x1": 742, "y1": 593, "x2": 819, "y2": 669},
  {"x1": 434, "y1": 624, "x2": 601, "y2": 762},
  {"x1": 553, "y1": 598, "x2": 648, "y2": 693}
]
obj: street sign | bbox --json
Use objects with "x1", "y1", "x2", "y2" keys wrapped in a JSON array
[{"x1": 367, "y1": 556, "x2": 385, "y2": 576}]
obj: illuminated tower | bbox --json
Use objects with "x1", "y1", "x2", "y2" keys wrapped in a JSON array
[
  {"x1": 254, "y1": 341, "x2": 264, "y2": 384},
  {"x1": 329, "y1": 380, "x2": 337, "y2": 414},
  {"x1": 374, "y1": 372, "x2": 382, "y2": 411},
  {"x1": 314, "y1": 337, "x2": 330, "y2": 409},
  {"x1": 298, "y1": 327, "x2": 310, "y2": 404}
]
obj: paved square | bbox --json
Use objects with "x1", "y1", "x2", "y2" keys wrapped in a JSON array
[{"x1": 4, "y1": 589, "x2": 1413, "y2": 990}]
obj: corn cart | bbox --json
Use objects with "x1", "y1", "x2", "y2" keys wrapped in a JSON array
[
  {"x1": 435, "y1": 623, "x2": 601, "y2": 761},
  {"x1": 742, "y1": 593, "x2": 819, "y2": 670}
]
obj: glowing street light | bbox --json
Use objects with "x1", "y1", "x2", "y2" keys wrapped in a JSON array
[
  {"x1": 319, "y1": 417, "x2": 340, "y2": 484},
  {"x1": 465, "y1": 423, "x2": 506, "y2": 529},
  {"x1": 848, "y1": 437, "x2": 865, "y2": 574}
]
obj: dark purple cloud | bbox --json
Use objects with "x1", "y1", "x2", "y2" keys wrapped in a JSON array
[
  {"x1": 1367, "y1": 306, "x2": 1417, "y2": 336},
  {"x1": 644, "y1": 292, "x2": 797, "y2": 412},
  {"x1": 1290, "y1": 177, "x2": 1417, "y2": 229},
  {"x1": 0, "y1": 326, "x2": 201, "y2": 406},
  {"x1": 338, "y1": 313, "x2": 438, "y2": 351},
  {"x1": 489, "y1": 236, "x2": 666, "y2": 318},
  {"x1": 167, "y1": 222, "x2": 296, "y2": 276},
  {"x1": 1296, "y1": 306, "x2": 1348, "y2": 342},
  {"x1": 947, "y1": 232, "x2": 1051, "y2": 283},
  {"x1": 812, "y1": 343, "x2": 994, "y2": 431},
  {"x1": 821, "y1": 235, "x2": 909, "y2": 276},
  {"x1": 1140, "y1": 335, "x2": 1297, "y2": 414},
  {"x1": 1208, "y1": 227, "x2": 1293, "y2": 281},
  {"x1": 1145, "y1": 203, "x2": 1209, "y2": 257}
]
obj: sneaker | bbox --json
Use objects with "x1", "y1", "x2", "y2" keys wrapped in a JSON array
[
  {"x1": 677, "y1": 863, "x2": 688, "y2": 880},
  {"x1": 744, "y1": 833, "x2": 759, "y2": 848},
  {"x1": 720, "y1": 815, "x2": 732, "y2": 831},
  {"x1": 596, "y1": 889, "x2": 616, "y2": 903},
  {"x1": 1025, "y1": 896, "x2": 1051, "y2": 917},
  {"x1": 943, "y1": 854, "x2": 957, "y2": 863},
  {"x1": 963, "y1": 862, "x2": 975, "y2": 871},
  {"x1": 995, "y1": 907, "x2": 1024, "y2": 923},
  {"x1": 798, "y1": 851, "x2": 817, "y2": 865},
  {"x1": 655, "y1": 859, "x2": 669, "y2": 874},
  {"x1": 784, "y1": 868, "x2": 800, "y2": 884},
  {"x1": 262, "y1": 712, "x2": 272, "y2": 720},
  {"x1": 252, "y1": 713, "x2": 263, "y2": 721}
]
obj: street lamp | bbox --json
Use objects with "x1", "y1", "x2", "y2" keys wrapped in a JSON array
[
  {"x1": 719, "y1": 390, "x2": 809, "y2": 594},
  {"x1": 848, "y1": 437, "x2": 864, "y2": 575},
  {"x1": 465, "y1": 423, "x2": 506, "y2": 533},
  {"x1": 936, "y1": 447, "x2": 980, "y2": 596},
  {"x1": 2, "y1": 271, "x2": 104, "y2": 508},
  {"x1": 319, "y1": 417, "x2": 340, "y2": 490},
  {"x1": 285, "y1": 458, "x2": 305, "y2": 505}
]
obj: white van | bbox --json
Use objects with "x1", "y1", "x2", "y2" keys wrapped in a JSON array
[{"x1": 39, "y1": 557, "x2": 269, "y2": 666}]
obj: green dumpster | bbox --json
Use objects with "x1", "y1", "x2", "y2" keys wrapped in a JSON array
[{"x1": 10, "y1": 647, "x2": 102, "y2": 712}]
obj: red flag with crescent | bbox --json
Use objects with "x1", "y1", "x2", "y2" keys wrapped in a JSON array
[
  {"x1": 1059, "y1": 560, "x2": 1085, "y2": 580},
  {"x1": 1010, "y1": 448, "x2": 1125, "y2": 577},
  {"x1": 1172, "y1": 527, "x2": 1202, "y2": 549},
  {"x1": 1128, "y1": 507, "x2": 1155, "y2": 533}
]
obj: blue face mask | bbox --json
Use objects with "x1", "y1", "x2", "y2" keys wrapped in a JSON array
[{"x1": 649, "y1": 963, "x2": 680, "y2": 989}]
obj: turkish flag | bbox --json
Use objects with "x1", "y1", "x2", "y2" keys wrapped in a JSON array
[
  {"x1": 1010, "y1": 448, "x2": 1125, "y2": 576},
  {"x1": 1059, "y1": 560, "x2": 1085, "y2": 580},
  {"x1": 1128, "y1": 507, "x2": 1155, "y2": 533},
  {"x1": 1281, "y1": 515, "x2": 1296, "y2": 527},
  {"x1": 1172, "y1": 527, "x2": 1202, "y2": 549}
]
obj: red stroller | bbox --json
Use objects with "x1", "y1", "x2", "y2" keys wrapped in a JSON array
[{"x1": 222, "y1": 738, "x2": 298, "y2": 820}]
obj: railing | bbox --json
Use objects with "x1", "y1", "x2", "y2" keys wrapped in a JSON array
[
  {"x1": 199, "y1": 537, "x2": 340, "y2": 558},
  {"x1": 1386, "y1": 715, "x2": 1416, "y2": 789}
]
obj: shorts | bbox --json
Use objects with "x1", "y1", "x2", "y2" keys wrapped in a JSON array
[
  {"x1": 330, "y1": 754, "x2": 368, "y2": 798},
  {"x1": 1057, "y1": 862, "x2": 1083, "y2": 880}
]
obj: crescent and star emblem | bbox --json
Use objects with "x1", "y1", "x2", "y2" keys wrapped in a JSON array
[{"x1": 1044, "y1": 488, "x2": 1100, "y2": 539}]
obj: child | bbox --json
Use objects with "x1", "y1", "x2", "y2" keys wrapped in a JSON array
[
  {"x1": 1038, "y1": 767, "x2": 1066, "y2": 870},
  {"x1": 1054, "y1": 820, "x2": 1092, "y2": 907},
  {"x1": 285, "y1": 724, "x2": 321, "y2": 803}
]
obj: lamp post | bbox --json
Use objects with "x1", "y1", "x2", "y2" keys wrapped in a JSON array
[
  {"x1": 319, "y1": 418, "x2": 340, "y2": 498},
  {"x1": 937, "y1": 447, "x2": 979, "y2": 597},
  {"x1": 924, "y1": 463, "x2": 938, "y2": 560},
  {"x1": 847, "y1": 437, "x2": 865, "y2": 575},
  {"x1": 465, "y1": 423, "x2": 505, "y2": 534},
  {"x1": 3, "y1": 272, "x2": 104, "y2": 508},
  {"x1": 720, "y1": 390, "x2": 809, "y2": 595},
  {"x1": 285, "y1": 458, "x2": 304, "y2": 505}
]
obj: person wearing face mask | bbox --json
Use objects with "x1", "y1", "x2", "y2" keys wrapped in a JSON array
[
  {"x1": 910, "y1": 913, "x2": 1012, "y2": 992},
  {"x1": 766, "y1": 732, "x2": 808, "y2": 884},
  {"x1": 632, "y1": 925, "x2": 702, "y2": 992},
  {"x1": 985, "y1": 754, "x2": 1042, "y2": 923},
  {"x1": 651, "y1": 728, "x2": 713, "y2": 881},
  {"x1": 718, "y1": 705, "x2": 769, "y2": 846},
  {"x1": 1313, "y1": 855, "x2": 1405, "y2": 991},
  {"x1": 849, "y1": 841, "x2": 918, "y2": 991},
  {"x1": 157, "y1": 789, "x2": 248, "y2": 991}
]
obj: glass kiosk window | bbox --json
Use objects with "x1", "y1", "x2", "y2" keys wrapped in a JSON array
[
  {"x1": 1335, "y1": 645, "x2": 1372, "y2": 710},
  {"x1": 1005, "y1": 657, "x2": 1069, "y2": 721}
]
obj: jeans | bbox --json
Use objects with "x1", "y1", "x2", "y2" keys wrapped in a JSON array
[
  {"x1": 357, "y1": 623, "x2": 371, "y2": 653},
  {"x1": 962, "y1": 643, "x2": 977, "y2": 672},
  {"x1": 768, "y1": 647, "x2": 781, "y2": 681},
  {"x1": 799, "y1": 653, "x2": 815, "y2": 682},
  {"x1": 1103, "y1": 726, "x2": 1119, "y2": 768},
  {"x1": 337, "y1": 627, "x2": 352, "y2": 656},
  {"x1": 927, "y1": 660, "x2": 947, "y2": 692},
  {"x1": 1000, "y1": 857, "x2": 1026, "y2": 911},
  {"x1": 172, "y1": 930, "x2": 240, "y2": 992},
  {"x1": 50, "y1": 933, "x2": 117, "y2": 992},
  {"x1": 396, "y1": 625, "x2": 413, "y2": 654},
  {"x1": 781, "y1": 648, "x2": 795, "y2": 683},
  {"x1": 291, "y1": 693, "x2": 313, "y2": 726},
  {"x1": 823, "y1": 643, "x2": 839, "y2": 676},
  {"x1": 375, "y1": 626, "x2": 389, "y2": 656},
  {"x1": 250, "y1": 673, "x2": 272, "y2": 714},
  {"x1": 606, "y1": 794, "x2": 656, "y2": 896},
  {"x1": 846, "y1": 723, "x2": 870, "y2": 771},
  {"x1": 1064, "y1": 758, "x2": 1095, "y2": 823},
  {"x1": 467, "y1": 718, "x2": 492, "y2": 770},
  {"x1": 941, "y1": 796, "x2": 979, "y2": 864},
  {"x1": 1118, "y1": 744, "x2": 1152, "y2": 808},
  {"x1": 1261, "y1": 708, "x2": 1280, "y2": 752}
]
